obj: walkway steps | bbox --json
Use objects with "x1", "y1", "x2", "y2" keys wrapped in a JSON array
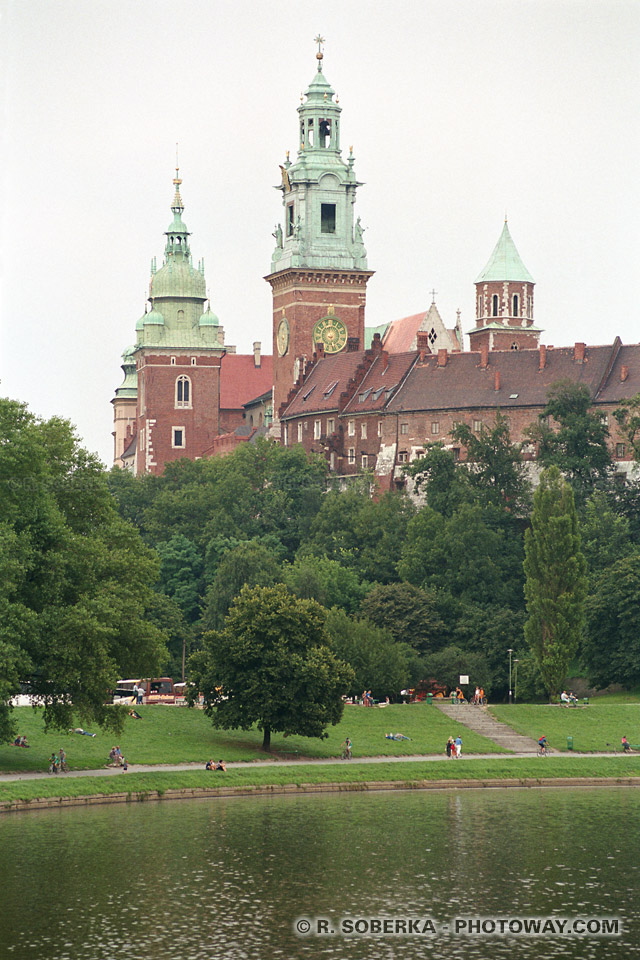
[{"x1": 435, "y1": 702, "x2": 539, "y2": 753}]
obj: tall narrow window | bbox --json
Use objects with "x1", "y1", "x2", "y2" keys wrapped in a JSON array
[
  {"x1": 297, "y1": 423, "x2": 303, "y2": 443},
  {"x1": 319, "y1": 117, "x2": 331, "y2": 147},
  {"x1": 321, "y1": 204, "x2": 336, "y2": 234},
  {"x1": 307, "y1": 118, "x2": 314, "y2": 147},
  {"x1": 172, "y1": 428, "x2": 185, "y2": 449},
  {"x1": 492, "y1": 294, "x2": 499, "y2": 317},
  {"x1": 513, "y1": 294, "x2": 519, "y2": 316},
  {"x1": 175, "y1": 375, "x2": 191, "y2": 408},
  {"x1": 287, "y1": 204, "x2": 294, "y2": 237}
]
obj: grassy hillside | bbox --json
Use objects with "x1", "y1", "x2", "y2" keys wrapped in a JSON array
[{"x1": 490, "y1": 701, "x2": 640, "y2": 752}]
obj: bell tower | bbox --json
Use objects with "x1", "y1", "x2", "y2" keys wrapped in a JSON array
[
  {"x1": 469, "y1": 219, "x2": 541, "y2": 352},
  {"x1": 266, "y1": 37, "x2": 374, "y2": 422}
]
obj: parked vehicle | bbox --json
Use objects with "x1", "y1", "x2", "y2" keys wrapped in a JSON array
[{"x1": 113, "y1": 678, "x2": 176, "y2": 705}]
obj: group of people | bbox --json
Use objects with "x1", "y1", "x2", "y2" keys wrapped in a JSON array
[
  {"x1": 48, "y1": 748, "x2": 67, "y2": 773},
  {"x1": 362, "y1": 690, "x2": 374, "y2": 707},
  {"x1": 560, "y1": 690, "x2": 579, "y2": 705},
  {"x1": 205, "y1": 759, "x2": 227, "y2": 771},
  {"x1": 471, "y1": 686, "x2": 486, "y2": 704},
  {"x1": 12, "y1": 735, "x2": 29, "y2": 748},
  {"x1": 108, "y1": 745, "x2": 128, "y2": 770},
  {"x1": 446, "y1": 736, "x2": 463, "y2": 758}
]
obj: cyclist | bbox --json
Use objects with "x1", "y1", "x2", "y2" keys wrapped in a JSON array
[
  {"x1": 341, "y1": 737, "x2": 352, "y2": 760},
  {"x1": 59, "y1": 747, "x2": 67, "y2": 772},
  {"x1": 537, "y1": 736, "x2": 547, "y2": 755}
]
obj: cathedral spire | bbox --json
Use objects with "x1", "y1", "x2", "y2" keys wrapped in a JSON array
[{"x1": 165, "y1": 160, "x2": 190, "y2": 261}]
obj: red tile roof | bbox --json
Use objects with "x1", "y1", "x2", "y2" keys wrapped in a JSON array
[
  {"x1": 382, "y1": 312, "x2": 426, "y2": 353},
  {"x1": 387, "y1": 343, "x2": 621, "y2": 413},
  {"x1": 342, "y1": 352, "x2": 417, "y2": 413},
  {"x1": 281, "y1": 351, "x2": 368, "y2": 418},
  {"x1": 220, "y1": 354, "x2": 273, "y2": 410}
]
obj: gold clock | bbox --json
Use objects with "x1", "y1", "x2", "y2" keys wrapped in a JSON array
[
  {"x1": 277, "y1": 317, "x2": 290, "y2": 356},
  {"x1": 312, "y1": 314, "x2": 348, "y2": 354}
]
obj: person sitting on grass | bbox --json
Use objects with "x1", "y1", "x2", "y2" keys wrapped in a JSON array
[
  {"x1": 622, "y1": 736, "x2": 632, "y2": 753},
  {"x1": 214, "y1": 760, "x2": 227, "y2": 772},
  {"x1": 128, "y1": 709, "x2": 142, "y2": 720}
]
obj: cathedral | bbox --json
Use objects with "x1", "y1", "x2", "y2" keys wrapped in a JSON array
[{"x1": 112, "y1": 42, "x2": 638, "y2": 481}]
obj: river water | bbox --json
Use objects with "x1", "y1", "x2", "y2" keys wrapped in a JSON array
[{"x1": 1, "y1": 786, "x2": 638, "y2": 959}]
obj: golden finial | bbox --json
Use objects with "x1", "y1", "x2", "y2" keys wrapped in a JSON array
[
  {"x1": 173, "y1": 142, "x2": 181, "y2": 187},
  {"x1": 314, "y1": 34, "x2": 325, "y2": 60}
]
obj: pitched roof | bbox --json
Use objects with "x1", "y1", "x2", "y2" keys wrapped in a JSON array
[
  {"x1": 475, "y1": 221, "x2": 534, "y2": 284},
  {"x1": 387, "y1": 343, "x2": 620, "y2": 413},
  {"x1": 380, "y1": 303, "x2": 460, "y2": 354},
  {"x1": 596, "y1": 343, "x2": 640, "y2": 403},
  {"x1": 342, "y1": 352, "x2": 416, "y2": 413},
  {"x1": 220, "y1": 354, "x2": 273, "y2": 410},
  {"x1": 281, "y1": 350, "x2": 368, "y2": 419}
]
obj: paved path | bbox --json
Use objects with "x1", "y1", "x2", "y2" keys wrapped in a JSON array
[
  {"x1": 435, "y1": 702, "x2": 540, "y2": 753},
  {"x1": 0, "y1": 751, "x2": 628, "y2": 783}
]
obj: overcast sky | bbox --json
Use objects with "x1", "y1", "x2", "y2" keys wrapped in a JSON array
[{"x1": 2, "y1": 0, "x2": 639, "y2": 465}]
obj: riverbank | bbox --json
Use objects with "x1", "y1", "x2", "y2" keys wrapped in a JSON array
[{"x1": 3, "y1": 755, "x2": 640, "y2": 812}]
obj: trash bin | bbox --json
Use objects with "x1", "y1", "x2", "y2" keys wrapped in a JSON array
[
  {"x1": 451, "y1": 693, "x2": 457, "y2": 705},
  {"x1": 567, "y1": 736, "x2": 574, "y2": 750},
  {"x1": 427, "y1": 693, "x2": 433, "y2": 705},
  {"x1": 583, "y1": 697, "x2": 589, "y2": 706}
]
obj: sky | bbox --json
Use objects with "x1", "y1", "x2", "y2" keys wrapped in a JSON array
[{"x1": 2, "y1": 0, "x2": 639, "y2": 465}]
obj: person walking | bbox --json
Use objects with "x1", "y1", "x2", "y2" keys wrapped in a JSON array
[{"x1": 454, "y1": 735, "x2": 462, "y2": 758}]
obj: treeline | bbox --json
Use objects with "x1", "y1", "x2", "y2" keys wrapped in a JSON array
[{"x1": 2, "y1": 381, "x2": 640, "y2": 739}]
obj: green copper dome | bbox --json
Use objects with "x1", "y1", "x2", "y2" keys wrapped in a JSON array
[
  {"x1": 476, "y1": 221, "x2": 534, "y2": 284},
  {"x1": 199, "y1": 303, "x2": 219, "y2": 326},
  {"x1": 150, "y1": 259, "x2": 206, "y2": 299},
  {"x1": 143, "y1": 306, "x2": 165, "y2": 325},
  {"x1": 135, "y1": 312, "x2": 147, "y2": 331}
]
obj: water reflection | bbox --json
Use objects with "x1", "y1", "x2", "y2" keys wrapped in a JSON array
[{"x1": 1, "y1": 787, "x2": 638, "y2": 959}]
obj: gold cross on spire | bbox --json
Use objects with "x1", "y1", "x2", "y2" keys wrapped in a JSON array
[
  {"x1": 173, "y1": 142, "x2": 181, "y2": 187},
  {"x1": 314, "y1": 34, "x2": 325, "y2": 63}
]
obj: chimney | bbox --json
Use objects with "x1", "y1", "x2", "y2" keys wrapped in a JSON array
[
  {"x1": 494, "y1": 370, "x2": 501, "y2": 392},
  {"x1": 372, "y1": 332, "x2": 383, "y2": 354},
  {"x1": 574, "y1": 342, "x2": 586, "y2": 363},
  {"x1": 381, "y1": 349, "x2": 389, "y2": 372},
  {"x1": 480, "y1": 343, "x2": 489, "y2": 369},
  {"x1": 437, "y1": 348, "x2": 448, "y2": 367},
  {"x1": 315, "y1": 342, "x2": 325, "y2": 359},
  {"x1": 347, "y1": 337, "x2": 360, "y2": 352},
  {"x1": 416, "y1": 331, "x2": 430, "y2": 351},
  {"x1": 253, "y1": 341, "x2": 261, "y2": 367},
  {"x1": 621, "y1": 365, "x2": 629, "y2": 382},
  {"x1": 539, "y1": 344, "x2": 547, "y2": 371}
]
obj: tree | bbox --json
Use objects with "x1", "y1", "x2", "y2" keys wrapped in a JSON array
[
  {"x1": 200, "y1": 541, "x2": 281, "y2": 630},
  {"x1": 583, "y1": 553, "x2": 640, "y2": 689},
  {"x1": 524, "y1": 467, "x2": 587, "y2": 698},
  {"x1": 579, "y1": 491, "x2": 633, "y2": 581},
  {"x1": 526, "y1": 381, "x2": 612, "y2": 503},
  {"x1": 360, "y1": 582, "x2": 445, "y2": 655},
  {"x1": 281, "y1": 555, "x2": 368, "y2": 615},
  {"x1": 189, "y1": 585, "x2": 354, "y2": 750},
  {"x1": 422, "y1": 645, "x2": 492, "y2": 697},
  {"x1": 0, "y1": 399, "x2": 167, "y2": 738},
  {"x1": 407, "y1": 443, "x2": 471, "y2": 515},
  {"x1": 155, "y1": 534, "x2": 204, "y2": 623},
  {"x1": 324, "y1": 607, "x2": 412, "y2": 698},
  {"x1": 450, "y1": 410, "x2": 531, "y2": 513},
  {"x1": 613, "y1": 393, "x2": 640, "y2": 461}
]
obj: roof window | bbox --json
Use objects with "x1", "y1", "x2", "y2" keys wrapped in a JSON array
[
  {"x1": 358, "y1": 388, "x2": 372, "y2": 403},
  {"x1": 302, "y1": 385, "x2": 316, "y2": 401},
  {"x1": 323, "y1": 380, "x2": 338, "y2": 398}
]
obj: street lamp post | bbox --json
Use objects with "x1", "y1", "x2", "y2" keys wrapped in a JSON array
[
  {"x1": 513, "y1": 659, "x2": 520, "y2": 703},
  {"x1": 508, "y1": 648, "x2": 513, "y2": 704}
]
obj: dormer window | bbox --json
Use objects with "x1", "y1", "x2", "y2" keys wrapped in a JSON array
[{"x1": 321, "y1": 204, "x2": 336, "y2": 234}]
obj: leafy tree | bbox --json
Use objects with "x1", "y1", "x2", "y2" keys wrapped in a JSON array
[
  {"x1": 524, "y1": 467, "x2": 588, "y2": 698},
  {"x1": 422, "y1": 645, "x2": 492, "y2": 697},
  {"x1": 324, "y1": 608, "x2": 411, "y2": 699},
  {"x1": 450, "y1": 411, "x2": 531, "y2": 513},
  {"x1": 0, "y1": 399, "x2": 167, "y2": 738},
  {"x1": 155, "y1": 534, "x2": 204, "y2": 623},
  {"x1": 189, "y1": 585, "x2": 354, "y2": 749},
  {"x1": 613, "y1": 393, "x2": 640, "y2": 461},
  {"x1": 200, "y1": 540, "x2": 281, "y2": 630},
  {"x1": 360, "y1": 582, "x2": 445, "y2": 655},
  {"x1": 281, "y1": 555, "x2": 368, "y2": 615},
  {"x1": 579, "y1": 491, "x2": 633, "y2": 581},
  {"x1": 407, "y1": 443, "x2": 471, "y2": 515},
  {"x1": 526, "y1": 381, "x2": 612, "y2": 503},
  {"x1": 583, "y1": 553, "x2": 640, "y2": 689}
]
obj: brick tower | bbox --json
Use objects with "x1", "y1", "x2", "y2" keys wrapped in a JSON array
[
  {"x1": 112, "y1": 167, "x2": 228, "y2": 474},
  {"x1": 265, "y1": 38, "x2": 374, "y2": 423},
  {"x1": 469, "y1": 219, "x2": 541, "y2": 351}
]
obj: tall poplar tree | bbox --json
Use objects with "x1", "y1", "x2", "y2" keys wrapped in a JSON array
[{"x1": 524, "y1": 467, "x2": 587, "y2": 697}]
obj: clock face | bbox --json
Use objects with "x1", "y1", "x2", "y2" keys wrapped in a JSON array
[
  {"x1": 312, "y1": 315, "x2": 348, "y2": 354},
  {"x1": 277, "y1": 317, "x2": 290, "y2": 356}
]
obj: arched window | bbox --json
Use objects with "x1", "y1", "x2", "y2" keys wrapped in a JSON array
[
  {"x1": 513, "y1": 294, "x2": 519, "y2": 316},
  {"x1": 492, "y1": 294, "x2": 499, "y2": 317},
  {"x1": 175, "y1": 375, "x2": 192, "y2": 408}
]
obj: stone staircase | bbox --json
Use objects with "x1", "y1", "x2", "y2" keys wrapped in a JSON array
[{"x1": 435, "y1": 702, "x2": 539, "y2": 753}]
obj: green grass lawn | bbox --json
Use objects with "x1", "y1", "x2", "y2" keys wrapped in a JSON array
[
  {"x1": 490, "y1": 701, "x2": 640, "y2": 752},
  {"x1": 0, "y1": 702, "x2": 506, "y2": 773},
  {"x1": 2, "y1": 755, "x2": 640, "y2": 806}
]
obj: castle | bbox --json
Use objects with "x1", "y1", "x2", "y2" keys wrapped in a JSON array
[{"x1": 112, "y1": 42, "x2": 639, "y2": 481}]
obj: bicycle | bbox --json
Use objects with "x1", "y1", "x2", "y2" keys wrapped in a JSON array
[
  {"x1": 537, "y1": 743, "x2": 548, "y2": 756},
  {"x1": 341, "y1": 741, "x2": 352, "y2": 760}
]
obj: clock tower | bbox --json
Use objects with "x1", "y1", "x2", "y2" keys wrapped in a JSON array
[{"x1": 266, "y1": 38, "x2": 374, "y2": 421}]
